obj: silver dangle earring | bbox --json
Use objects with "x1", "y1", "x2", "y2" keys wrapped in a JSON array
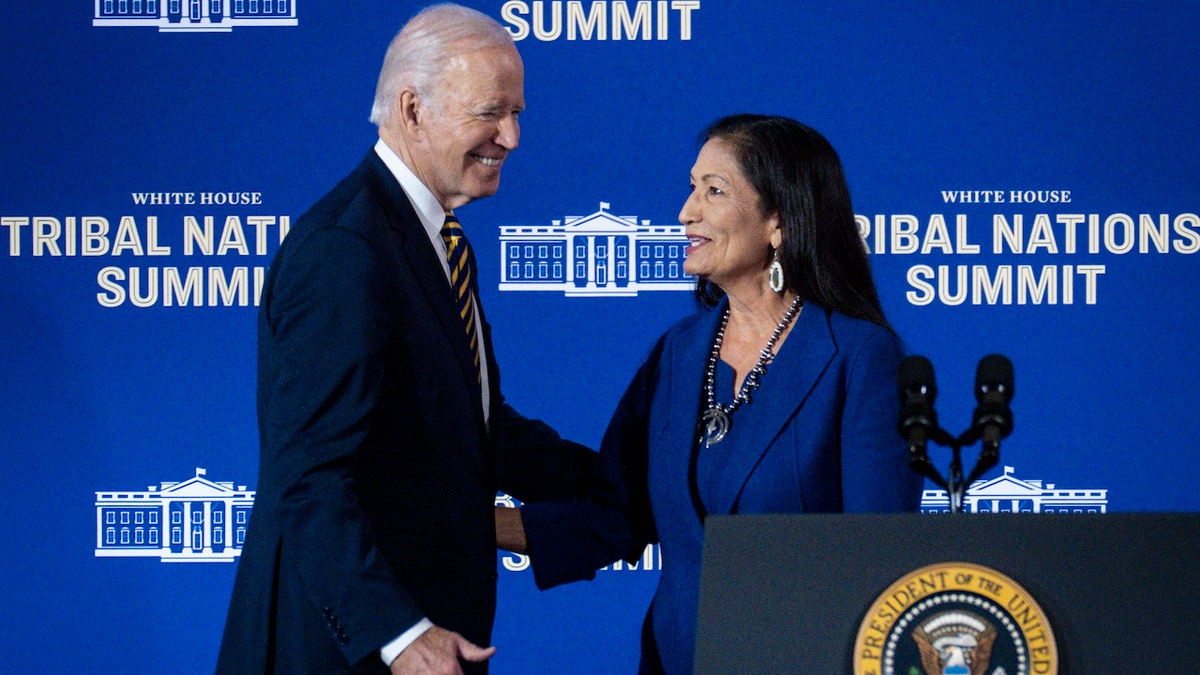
[{"x1": 768, "y1": 249, "x2": 785, "y2": 293}]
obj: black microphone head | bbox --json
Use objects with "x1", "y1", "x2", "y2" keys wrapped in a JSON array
[
  {"x1": 897, "y1": 355, "x2": 940, "y2": 445},
  {"x1": 899, "y1": 355, "x2": 937, "y2": 404},
  {"x1": 975, "y1": 353, "x2": 1014, "y2": 403}
]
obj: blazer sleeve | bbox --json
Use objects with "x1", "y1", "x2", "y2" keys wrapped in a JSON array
[
  {"x1": 520, "y1": 335, "x2": 663, "y2": 590},
  {"x1": 838, "y1": 326, "x2": 926, "y2": 512},
  {"x1": 260, "y1": 225, "x2": 423, "y2": 665},
  {"x1": 493, "y1": 402, "x2": 597, "y2": 503}
]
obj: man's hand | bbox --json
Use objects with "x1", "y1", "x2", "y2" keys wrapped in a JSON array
[{"x1": 388, "y1": 625, "x2": 495, "y2": 675}]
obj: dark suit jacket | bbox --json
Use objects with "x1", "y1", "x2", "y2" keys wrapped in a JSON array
[
  {"x1": 217, "y1": 150, "x2": 592, "y2": 674},
  {"x1": 523, "y1": 300, "x2": 924, "y2": 673}
]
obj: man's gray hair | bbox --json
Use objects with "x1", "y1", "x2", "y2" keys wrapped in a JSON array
[{"x1": 369, "y1": 3, "x2": 516, "y2": 126}]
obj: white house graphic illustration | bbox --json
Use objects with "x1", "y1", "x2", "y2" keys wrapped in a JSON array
[
  {"x1": 498, "y1": 202, "x2": 693, "y2": 297},
  {"x1": 95, "y1": 468, "x2": 254, "y2": 562},
  {"x1": 921, "y1": 466, "x2": 1108, "y2": 514},
  {"x1": 94, "y1": 0, "x2": 296, "y2": 32}
]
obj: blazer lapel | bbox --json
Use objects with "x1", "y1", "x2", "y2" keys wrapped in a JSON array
[
  {"x1": 653, "y1": 304, "x2": 723, "y2": 528},
  {"x1": 364, "y1": 152, "x2": 488, "y2": 429},
  {"x1": 706, "y1": 303, "x2": 836, "y2": 515}
]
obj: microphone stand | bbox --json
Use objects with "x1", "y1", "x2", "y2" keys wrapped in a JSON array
[
  {"x1": 911, "y1": 426, "x2": 997, "y2": 514},
  {"x1": 947, "y1": 439, "x2": 965, "y2": 514}
]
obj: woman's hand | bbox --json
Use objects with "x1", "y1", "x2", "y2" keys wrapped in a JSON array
[{"x1": 494, "y1": 505, "x2": 528, "y2": 553}]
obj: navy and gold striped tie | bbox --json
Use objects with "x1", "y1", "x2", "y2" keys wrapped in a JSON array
[{"x1": 440, "y1": 212, "x2": 481, "y2": 382}]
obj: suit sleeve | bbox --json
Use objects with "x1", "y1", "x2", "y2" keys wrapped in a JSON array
[
  {"x1": 838, "y1": 327, "x2": 926, "y2": 512},
  {"x1": 493, "y1": 402, "x2": 596, "y2": 503},
  {"x1": 519, "y1": 336, "x2": 663, "y2": 590},
  {"x1": 260, "y1": 225, "x2": 422, "y2": 666}
]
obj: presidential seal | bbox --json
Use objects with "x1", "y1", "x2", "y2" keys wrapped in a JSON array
[{"x1": 853, "y1": 562, "x2": 1057, "y2": 675}]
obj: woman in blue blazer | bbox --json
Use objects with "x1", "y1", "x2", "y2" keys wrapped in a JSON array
[{"x1": 498, "y1": 115, "x2": 924, "y2": 673}]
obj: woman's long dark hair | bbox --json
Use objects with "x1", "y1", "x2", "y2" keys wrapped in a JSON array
[{"x1": 693, "y1": 114, "x2": 890, "y2": 329}]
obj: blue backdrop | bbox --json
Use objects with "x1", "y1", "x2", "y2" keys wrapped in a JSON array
[{"x1": 2, "y1": 1, "x2": 1197, "y2": 672}]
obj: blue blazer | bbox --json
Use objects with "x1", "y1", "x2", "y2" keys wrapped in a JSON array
[
  {"x1": 217, "y1": 150, "x2": 591, "y2": 674},
  {"x1": 524, "y1": 299, "x2": 923, "y2": 674}
]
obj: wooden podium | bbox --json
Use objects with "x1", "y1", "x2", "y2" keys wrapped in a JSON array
[{"x1": 695, "y1": 512, "x2": 1200, "y2": 673}]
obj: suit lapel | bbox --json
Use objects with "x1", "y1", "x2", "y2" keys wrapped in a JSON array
[
  {"x1": 706, "y1": 303, "x2": 836, "y2": 515},
  {"x1": 363, "y1": 152, "x2": 488, "y2": 429}
]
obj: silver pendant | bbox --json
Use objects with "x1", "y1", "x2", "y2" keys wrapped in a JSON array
[{"x1": 701, "y1": 407, "x2": 731, "y2": 446}]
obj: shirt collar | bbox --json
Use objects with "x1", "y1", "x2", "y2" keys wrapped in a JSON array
[{"x1": 374, "y1": 138, "x2": 446, "y2": 233}]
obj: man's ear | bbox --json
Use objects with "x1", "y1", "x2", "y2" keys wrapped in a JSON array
[{"x1": 396, "y1": 89, "x2": 424, "y2": 137}]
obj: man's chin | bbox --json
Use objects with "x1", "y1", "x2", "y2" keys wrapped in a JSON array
[{"x1": 467, "y1": 179, "x2": 502, "y2": 201}]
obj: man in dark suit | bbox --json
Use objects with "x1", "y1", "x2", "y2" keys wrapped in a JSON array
[{"x1": 216, "y1": 5, "x2": 592, "y2": 673}]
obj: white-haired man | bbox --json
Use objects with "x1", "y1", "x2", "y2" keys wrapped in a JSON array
[{"x1": 217, "y1": 5, "x2": 592, "y2": 673}]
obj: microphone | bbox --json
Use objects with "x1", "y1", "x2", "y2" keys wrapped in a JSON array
[
  {"x1": 972, "y1": 353, "x2": 1014, "y2": 444},
  {"x1": 898, "y1": 355, "x2": 945, "y2": 485},
  {"x1": 964, "y1": 354, "x2": 1014, "y2": 484}
]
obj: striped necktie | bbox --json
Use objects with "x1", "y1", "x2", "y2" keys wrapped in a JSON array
[{"x1": 440, "y1": 212, "x2": 481, "y2": 382}]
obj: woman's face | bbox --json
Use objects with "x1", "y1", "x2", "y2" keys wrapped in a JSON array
[{"x1": 679, "y1": 138, "x2": 781, "y2": 293}]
